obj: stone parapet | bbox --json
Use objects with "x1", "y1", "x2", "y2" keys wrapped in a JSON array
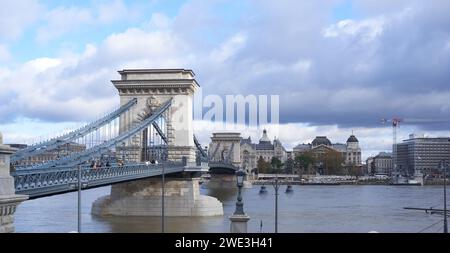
[
  {"x1": 168, "y1": 146, "x2": 197, "y2": 163},
  {"x1": 0, "y1": 133, "x2": 28, "y2": 233},
  {"x1": 0, "y1": 195, "x2": 28, "y2": 233}
]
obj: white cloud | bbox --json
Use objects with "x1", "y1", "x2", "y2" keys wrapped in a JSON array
[
  {"x1": 35, "y1": 0, "x2": 142, "y2": 43},
  {"x1": 0, "y1": 0, "x2": 42, "y2": 40},
  {"x1": 210, "y1": 33, "x2": 247, "y2": 63},
  {"x1": 36, "y1": 6, "x2": 93, "y2": 43},
  {"x1": 147, "y1": 13, "x2": 172, "y2": 30},
  {"x1": 97, "y1": 0, "x2": 128, "y2": 24},
  {"x1": 0, "y1": 44, "x2": 11, "y2": 62},
  {"x1": 2, "y1": 0, "x2": 450, "y2": 155},
  {"x1": 322, "y1": 18, "x2": 386, "y2": 42}
]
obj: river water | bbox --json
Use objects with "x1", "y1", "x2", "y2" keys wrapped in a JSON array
[{"x1": 14, "y1": 185, "x2": 448, "y2": 233}]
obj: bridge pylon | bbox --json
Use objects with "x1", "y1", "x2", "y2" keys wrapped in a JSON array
[
  {"x1": 92, "y1": 69, "x2": 223, "y2": 218},
  {"x1": 205, "y1": 133, "x2": 252, "y2": 189},
  {"x1": 112, "y1": 69, "x2": 199, "y2": 163}
]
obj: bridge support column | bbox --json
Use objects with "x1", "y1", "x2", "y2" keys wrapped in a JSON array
[
  {"x1": 0, "y1": 132, "x2": 27, "y2": 233},
  {"x1": 92, "y1": 177, "x2": 223, "y2": 217}
]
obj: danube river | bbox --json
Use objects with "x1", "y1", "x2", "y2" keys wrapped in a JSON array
[{"x1": 15, "y1": 185, "x2": 448, "y2": 233}]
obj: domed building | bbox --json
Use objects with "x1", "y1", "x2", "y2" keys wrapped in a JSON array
[
  {"x1": 293, "y1": 134, "x2": 362, "y2": 173},
  {"x1": 345, "y1": 135, "x2": 361, "y2": 165},
  {"x1": 311, "y1": 136, "x2": 332, "y2": 146}
]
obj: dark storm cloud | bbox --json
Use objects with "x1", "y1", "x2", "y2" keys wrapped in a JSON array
[
  {"x1": 1, "y1": 0, "x2": 449, "y2": 131},
  {"x1": 194, "y1": 0, "x2": 450, "y2": 130}
]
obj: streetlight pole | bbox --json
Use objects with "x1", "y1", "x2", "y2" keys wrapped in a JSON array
[
  {"x1": 274, "y1": 173, "x2": 279, "y2": 233},
  {"x1": 444, "y1": 160, "x2": 448, "y2": 233},
  {"x1": 77, "y1": 165, "x2": 81, "y2": 233}
]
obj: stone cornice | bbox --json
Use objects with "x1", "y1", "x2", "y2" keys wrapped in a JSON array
[
  {"x1": 118, "y1": 69, "x2": 195, "y2": 76},
  {"x1": 112, "y1": 79, "x2": 199, "y2": 96},
  {"x1": 111, "y1": 79, "x2": 200, "y2": 87},
  {"x1": 0, "y1": 144, "x2": 17, "y2": 155},
  {"x1": 0, "y1": 195, "x2": 28, "y2": 215}
]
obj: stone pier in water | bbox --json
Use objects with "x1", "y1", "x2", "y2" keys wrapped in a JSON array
[
  {"x1": 92, "y1": 177, "x2": 222, "y2": 216},
  {"x1": 91, "y1": 69, "x2": 223, "y2": 217}
]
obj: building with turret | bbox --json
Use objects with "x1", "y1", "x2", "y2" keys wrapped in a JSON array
[
  {"x1": 240, "y1": 129, "x2": 287, "y2": 173},
  {"x1": 292, "y1": 135, "x2": 362, "y2": 174}
]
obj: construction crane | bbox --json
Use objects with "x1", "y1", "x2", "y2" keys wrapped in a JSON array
[
  {"x1": 380, "y1": 117, "x2": 403, "y2": 174},
  {"x1": 381, "y1": 117, "x2": 450, "y2": 175}
]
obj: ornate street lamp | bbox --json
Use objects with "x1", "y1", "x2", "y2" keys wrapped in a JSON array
[
  {"x1": 234, "y1": 169, "x2": 245, "y2": 215},
  {"x1": 229, "y1": 169, "x2": 250, "y2": 233}
]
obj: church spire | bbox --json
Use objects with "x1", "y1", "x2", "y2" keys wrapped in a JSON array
[{"x1": 259, "y1": 129, "x2": 270, "y2": 143}]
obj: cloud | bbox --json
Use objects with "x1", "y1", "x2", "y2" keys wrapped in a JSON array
[
  {"x1": 0, "y1": 0, "x2": 42, "y2": 41},
  {"x1": 97, "y1": 0, "x2": 129, "y2": 24},
  {"x1": 322, "y1": 18, "x2": 385, "y2": 42},
  {"x1": 209, "y1": 33, "x2": 247, "y2": 63},
  {"x1": 2, "y1": 0, "x2": 450, "y2": 156},
  {"x1": 36, "y1": 6, "x2": 94, "y2": 43},
  {"x1": 0, "y1": 13, "x2": 191, "y2": 124},
  {"x1": 35, "y1": 0, "x2": 143, "y2": 43},
  {"x1": 0, "y1": 44, "x2": 11, "y2": 62}
]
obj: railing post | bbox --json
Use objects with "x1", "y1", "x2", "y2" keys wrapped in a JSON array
[
  {"x1": 78, "y1": 165, "x2": 81, "y2": 233},
  {"x1": 162, "y1": 162, "x2": 165, "y2": 233}
]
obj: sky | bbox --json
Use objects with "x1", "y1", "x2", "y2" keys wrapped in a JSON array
[{"x1": 1, "y1": 0, "x2": 450, "y2": 160}]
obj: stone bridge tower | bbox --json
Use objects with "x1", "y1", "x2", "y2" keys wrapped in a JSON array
[
  {"x1": 205, "y1": 133, "x2": 252, "y2": 189},
  {"x1": 112, "y1": 69, "x2": 198, "y2": 162},
  {"x1": 209, "y1": 133, "x2": 241, "y2": 168},
  {"x1": 92, "y1": 69, "x2": 223, "y2": 217}
]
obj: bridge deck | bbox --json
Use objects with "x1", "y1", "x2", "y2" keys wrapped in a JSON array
[{"x1": 13, "y1": 162, "x2": 188, "y2": 199}]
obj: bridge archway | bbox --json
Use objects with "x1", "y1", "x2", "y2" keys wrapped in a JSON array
[
  {"x1": 112, "y1": 69, "x2": 199, "y2": 163},
  {"x1": 208, "y1": 132, "x2": 241, "y2": 175}
]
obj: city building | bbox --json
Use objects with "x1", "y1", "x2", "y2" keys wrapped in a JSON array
[
  {"x1": 395, "y1": 134, "x2": 450, "y2": 177},
  {"x1": 10, "y1": 141, "x2": 86, "y2": 166},
  {"x1": 365, "y1": 157, "x2": 374, "y2": 175},
  {"x1": 293, "y1": 135, "x2": 362, "y2": 174},
  {"x1": 240, "y1": 129, "x2": 287, "y2": 172},
  {"x1": 367, "y1": 152, "x2": 393, "y2": 175}
]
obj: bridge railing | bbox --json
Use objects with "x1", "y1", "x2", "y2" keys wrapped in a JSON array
[
  {"x1": 12, "y1": 98, "x2": 138, "y2": 163},
  {"x1": 13, "y1": 161, "x2": 185, "y2": 198},
  {"x1": 18, "y1": 98, "x2": 172, "y2": 171}
]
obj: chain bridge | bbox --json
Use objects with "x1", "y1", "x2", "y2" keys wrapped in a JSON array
[{"x1": 0, "y1": 69, "x2": 223, "y2": 233}]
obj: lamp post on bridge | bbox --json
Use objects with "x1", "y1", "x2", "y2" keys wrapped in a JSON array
[
  {"x1": 229, "y1": 169, "x2": 250, "y2": 233},
  {"x1": 441, "y1": 160, "x2": 448, "y2": 233},
  {"x1": 69, "y1": 165, "x2": 88, "y2": 233},
  {"x1": 162, "y1": 157, "x2": 165, "y2": 233}
]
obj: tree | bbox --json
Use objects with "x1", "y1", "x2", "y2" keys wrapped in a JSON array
[
  {"x1": 319, "y1": 150, "x2": 345, "y2": 175},
  {"x1": 312, "y1": 149, "x2": 344, "y2": 175},
  {"x1": 294, "y1": 152, "x2": 315, "y2": 178},
  {"x1": 348, "y1": 164, "x2": 362, "y2": 177},
  {"x1": 257, "y1": 156, "x2": 271, "y2": 174},
  {"x1": 271, "y1": 157, "x2": 283, "y2": 170},
  {"x1": 284, "y1": 158, "x2": 294, "y2": 174}
]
